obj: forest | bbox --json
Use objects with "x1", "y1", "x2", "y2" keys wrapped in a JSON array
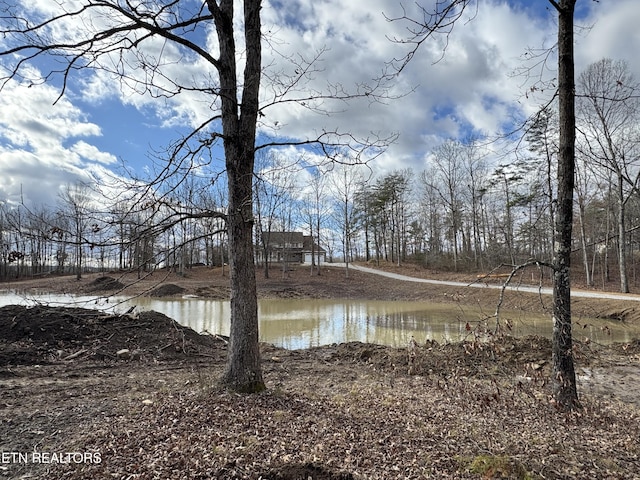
[{"x1": 1, "y1": 58, "x2": 638, "y2": 294}]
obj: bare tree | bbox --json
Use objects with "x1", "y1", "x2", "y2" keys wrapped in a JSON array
[
  {"x1": 58, "y1": 184, "x2": 92, "y2": 281},
  {"x1": 577, "y1": 58, "x2": 640, "y2": 294},
  {"x1": 384, "y1": 0, "x2": 475, "y2": 75},
  {"x1": 301, "y1": 169, "x2": 327, "y2": 276},
  {"x1": 461, "y1": 139, "x2": 489, "y2": 270},
  {"x1": 424, "y1": 140, "x2": 467, "y2": 270},
  {"x1": 197, "y1": 182, "x2": 228, "y2": 270},
  {"x1": 0, "y1": 204, "x2": 8, "y2": 281},
  {"x1": 387, "y1": 0, "x2": 581, "y2": 410},
  {"x1": 548, "y1": 0, "x2": 579, "y2": 411},
  {"x1": 574, "y1": 147, "x2": 601, "y2": 287},
  {"x1": 417, "y1": 170, "x2": 444, "y2": 265},
  {"x1": 254, "y1": 151, "x2": 295, "y2": 278},
  {"x1": 1, "y1": 205, "x2": 27, "y2": 279},
  {"x1": 1, "y1": 0, "x2": 267, "y2": 390},
  {"x1": 525, "y1": 107, "x2": 558, "y2": 253},
  {"x1": 1, "y1": 1, "x2": 392, "y2": 392},
  {"x1": 206, "y1": 1, "x2": 265, "y2": 392},
  {"x1": 328, "y1": 163, "x2": 365, "y2": 276}
]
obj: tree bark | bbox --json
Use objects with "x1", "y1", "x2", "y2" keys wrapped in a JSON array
[
  {"x1": 577, "y1": 201, "x2": 592, "y2": 287},
  {"x1": 212, "y1": 0, "x2": 265, "y2": 393},
  {"x1": 616, "y1": 174, "x2": 629, "y2": 293},
  {"x1": 551, "y1": 0, "x2": 579, "y2": 410}
]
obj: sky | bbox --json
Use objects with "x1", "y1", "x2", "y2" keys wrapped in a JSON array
[{"x1": 0, "y1": 0, "x2": 639, "y2": 208}]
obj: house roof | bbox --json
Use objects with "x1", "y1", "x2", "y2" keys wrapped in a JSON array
[
  {"x1": 261, "y1": 231, "x2": 325, "y2": 253},
  {"x1": 262, "y1": 231, "x2": 304, "y2": 245},
  {"x1": 303, "y1": 235, "x2": 326, "y2": 253}
]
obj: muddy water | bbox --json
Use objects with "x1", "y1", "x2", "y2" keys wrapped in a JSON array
[{"x1": 1, "y1": 292, "x2": 637, "y2": 349}]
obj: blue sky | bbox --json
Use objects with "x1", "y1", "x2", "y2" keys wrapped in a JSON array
[{"x1": 0, "y1": 0, "x2": 639, "y2": 207}]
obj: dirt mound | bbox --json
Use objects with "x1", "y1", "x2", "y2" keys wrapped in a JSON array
[
  {"x1": 87, "y1": 275, "x2": 125, "y2": 291},
  {"x1": 147, "y1": 283, "x2": 186, "y2": 296},
  {"x1": 195, "y1": 284, "x2": 230, "y2": 299},
  {"x1": 0, "y1": 305, "x2": 223, "y2": 366}
]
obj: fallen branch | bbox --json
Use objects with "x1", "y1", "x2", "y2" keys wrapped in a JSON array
[{"x1": 63, "y1": 348, "x2": 87, "y2": 361}]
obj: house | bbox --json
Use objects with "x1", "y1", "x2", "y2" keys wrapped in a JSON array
[
  {"x1": 257, "y1": 231, "x2": 326, "y2": 265},
  {"x1": 302, "y1": 235, "x2": 326, "y2": 264}
]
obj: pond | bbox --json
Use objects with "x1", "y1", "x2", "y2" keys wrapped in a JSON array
[{"x1": 0, "y1": 291, "x2": 636, "y2": 349}]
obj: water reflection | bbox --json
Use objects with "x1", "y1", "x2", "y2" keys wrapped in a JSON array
[{"x1": 0, "y1": 292, "x2": 635, "y2": 349}]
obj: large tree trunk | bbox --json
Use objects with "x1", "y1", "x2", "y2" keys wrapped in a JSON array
[
  {"x1": 551, "y1": 0, "x2": 579, "y2": 410},
  {"x1": 213, "y1": 0, "x2": 265, "y2": 393},
  {"x1": 223, "y1": 158, "x2": 264, "y2": 392}
]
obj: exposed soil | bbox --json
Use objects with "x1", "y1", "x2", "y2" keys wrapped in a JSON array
[
  {"x1": 148, "y1": 283, "x2": 187, "y2": 297},
  {"x1": 1, "y1": 264, "x2": 640, "y2": 479}
]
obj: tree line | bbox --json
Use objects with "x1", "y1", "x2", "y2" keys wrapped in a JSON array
[{"x1": 2, "y1": 57, "x2": 639, "y2": 296}]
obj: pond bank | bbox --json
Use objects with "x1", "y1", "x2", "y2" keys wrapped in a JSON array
[{"x1": 5, "y1": 264, "x2": 640, "y2": 325}]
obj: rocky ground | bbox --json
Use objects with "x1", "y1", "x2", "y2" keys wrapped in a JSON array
[{"x1": 1, "y1": 264, "x2": 640, "y2": 479}]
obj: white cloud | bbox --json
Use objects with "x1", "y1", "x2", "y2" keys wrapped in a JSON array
[
  {"x1": 0, "y1": 69, "x2": 119, "y2": 205},
  {"x1": 256, "y1": 0, "x2": 558, "y2": 174},
  {"x1": 0, "y1": 75, "x2": 101, "y2": 149},
  {"x1": 2, "y1": 0, "x2": 640, "y2": 208},
  {"x1": 71, "y1": 141, "x2": 117, "y2": 165},
  {"x1": 576, "y1": 0, "x2": 640, "y2": 79}
]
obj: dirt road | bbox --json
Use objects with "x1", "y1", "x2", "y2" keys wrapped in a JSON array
[{"x1": 341, "y1": 263, "x2": 640, "y2": 302}]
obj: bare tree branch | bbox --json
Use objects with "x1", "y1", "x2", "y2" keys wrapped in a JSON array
[{"x1": 383, "y1": 0, "x2": 476, "y2": 76}]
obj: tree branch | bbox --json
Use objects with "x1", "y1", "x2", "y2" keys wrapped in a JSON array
[{"x1": 383, "y1": 0, "x2": 476, "y2": 76}]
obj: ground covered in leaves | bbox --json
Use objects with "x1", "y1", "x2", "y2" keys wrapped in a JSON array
[{"x1": 1, "y1": 301, "x2": 640, "y2": 479}]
